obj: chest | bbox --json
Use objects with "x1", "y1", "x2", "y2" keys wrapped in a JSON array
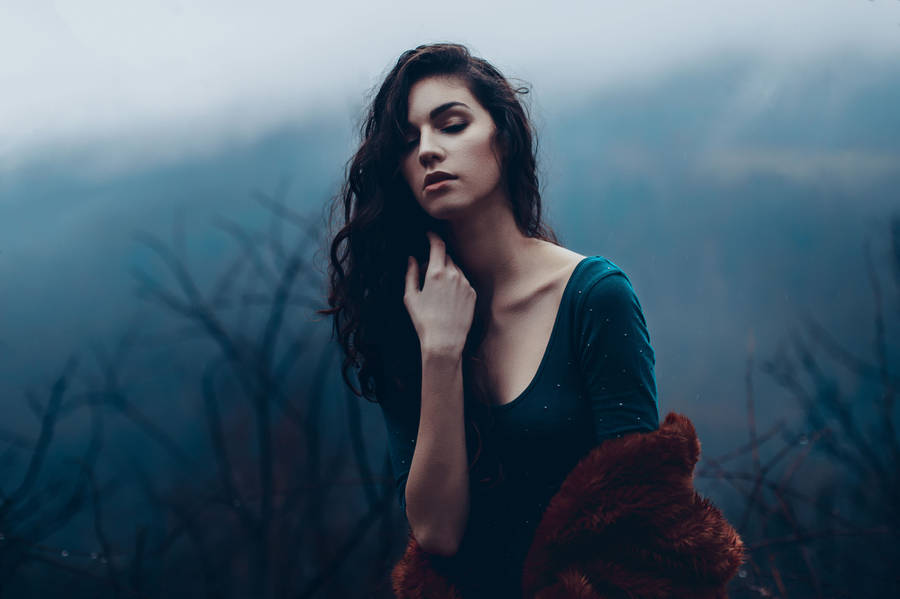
[{"x1": 477, "y1": 279, "x2": 571, "y2": 408}]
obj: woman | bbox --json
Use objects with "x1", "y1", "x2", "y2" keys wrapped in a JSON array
[{"x1": 321, "y1": 43, "x2": 743, "y2": 598}]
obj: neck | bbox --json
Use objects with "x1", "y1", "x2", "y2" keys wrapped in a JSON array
[{"x1": 443, "y1": 196, "x2": 546, "y2": 310}]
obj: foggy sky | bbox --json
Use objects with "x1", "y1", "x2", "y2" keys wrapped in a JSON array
[{"x1": 2, "y1": 0, "x2": 899, "y2": 176}]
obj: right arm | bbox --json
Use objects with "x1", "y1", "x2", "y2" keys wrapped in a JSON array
[
  {"x1": 405, "y1": 349, "x2": 469, "y2": 557},
  {"x1": 400, "y1": 231, "x2": 476, "y2": 556}
]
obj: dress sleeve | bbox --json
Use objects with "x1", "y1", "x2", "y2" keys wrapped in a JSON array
[
  {"x1": 376, "y1": 381, "x2": 419, "y2": 517},
  {"x1": 577, "y1": 271, "x2": 660, "y2": 443}
]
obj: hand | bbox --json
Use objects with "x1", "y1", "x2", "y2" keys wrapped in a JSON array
[{"x1": 404, "y1": 231, "x2": 477, "y2": 357}]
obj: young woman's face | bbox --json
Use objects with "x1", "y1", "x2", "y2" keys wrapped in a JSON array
[{"x1": 400, "y1": 75, "x2": 504, "y2": 220}]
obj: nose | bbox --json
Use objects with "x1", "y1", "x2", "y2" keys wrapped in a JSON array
[{"x1": 417, "y1": 129, "x2": 445, "y2": 168}]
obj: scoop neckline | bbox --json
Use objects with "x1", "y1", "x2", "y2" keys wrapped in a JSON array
[{"x1": 490, "y1": 255, "x2": 596, "y2": 411}]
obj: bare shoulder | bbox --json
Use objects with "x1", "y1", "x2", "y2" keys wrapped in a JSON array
[
  {"x1": 536, "y1": 240, "x2": 587, "y2": 276},
  {"x1": 521, "y1": 241, "x2": 588, "y2": 302}
]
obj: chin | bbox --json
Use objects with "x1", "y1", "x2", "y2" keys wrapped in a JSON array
[{"x1": 422, "y1": 193, "x2": 477, "y2": 221}]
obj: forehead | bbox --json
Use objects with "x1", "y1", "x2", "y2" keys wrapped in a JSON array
[{"x1": 406, "y1": 75, "x2": 480, "y2": 120}]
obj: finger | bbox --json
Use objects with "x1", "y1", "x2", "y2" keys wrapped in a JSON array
[
  {"x1": 425, "y1": 231, "x2": 446, "y2": 272},
  {"x1": 405, "y1": 256, "x2": 420, "y2": 296}
]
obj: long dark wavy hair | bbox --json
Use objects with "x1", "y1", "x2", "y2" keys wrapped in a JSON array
[{"x1": 318, "y1": 42, "x2": 559, "y2": 487}]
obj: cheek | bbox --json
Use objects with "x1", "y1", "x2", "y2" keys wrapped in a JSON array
[
  {"x1": 472, "y1": 140, "x2": 502, "y2": 184},
  {"x1": 474, "y1": 131, "x2": 501, "y2": 170}
]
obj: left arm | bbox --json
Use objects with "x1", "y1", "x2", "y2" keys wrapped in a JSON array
[{"x1": 577, "y1": 271, "x2": 660, "y2": 443}]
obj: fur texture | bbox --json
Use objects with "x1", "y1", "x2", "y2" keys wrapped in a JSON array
[{"x1": 390, "y1": 412, "x2": 745, "y2": 598}]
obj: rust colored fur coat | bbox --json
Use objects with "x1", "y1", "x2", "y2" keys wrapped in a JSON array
[{"x1": 390, "y1": 412, "x2": 745, "y2": 598}]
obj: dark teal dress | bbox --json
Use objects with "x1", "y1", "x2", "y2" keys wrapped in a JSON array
[{"x1": 378, "y1": 256, "x2": 660, "y2": 598}]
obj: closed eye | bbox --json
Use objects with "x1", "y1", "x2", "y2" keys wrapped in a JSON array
[{"x1": 403, "y1": 122, "x2": 468, "y2": 151}]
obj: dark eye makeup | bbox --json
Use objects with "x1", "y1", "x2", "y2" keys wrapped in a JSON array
[{"x1": 403, "y1": 122, "x2": 468, "y2": 151}]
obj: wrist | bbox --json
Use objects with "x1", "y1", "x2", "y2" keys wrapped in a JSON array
[{"x1": 420, "y1": 345, "x2": 463, "y2": 366}]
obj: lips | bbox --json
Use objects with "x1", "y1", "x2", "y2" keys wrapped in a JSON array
[{"x1": 423, "y1": 171, "x2": 457, "y2": 189}]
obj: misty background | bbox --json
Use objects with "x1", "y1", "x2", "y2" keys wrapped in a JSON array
[{"x1": 1, "y1": 1, "x2": 899, "y2": 597}]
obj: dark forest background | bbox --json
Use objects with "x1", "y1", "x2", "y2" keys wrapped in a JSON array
[{"x1": 1, "y1": 56, "x2": 898, "y2": 598}]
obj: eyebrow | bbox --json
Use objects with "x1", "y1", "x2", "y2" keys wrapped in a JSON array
[{"x1": 406, "y1": 101, "x2": 471, "y2": 130}]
